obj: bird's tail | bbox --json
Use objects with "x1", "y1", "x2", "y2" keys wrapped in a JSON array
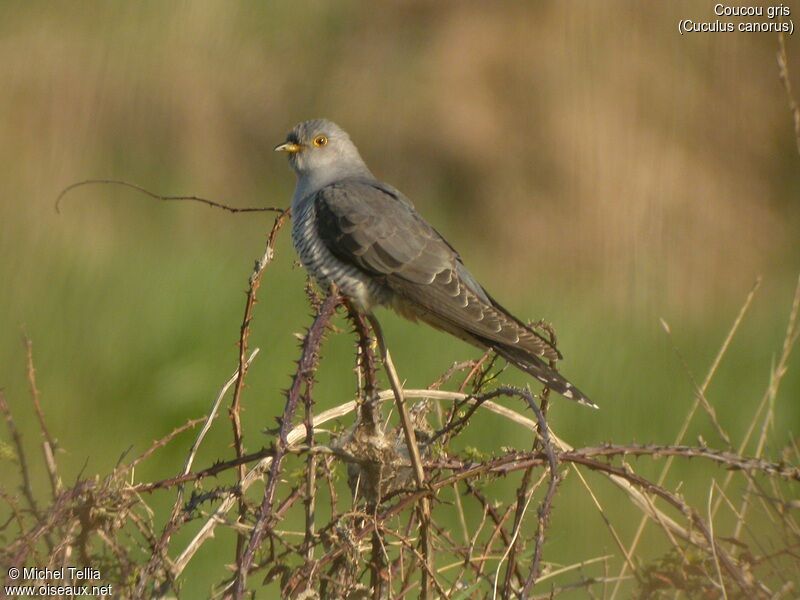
[{"x1": 491, "y1": 344, "x2": 597, "y2": 409}]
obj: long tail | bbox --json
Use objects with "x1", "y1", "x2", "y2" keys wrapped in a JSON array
[
  {"x1": 395, "y1": 296, "x2": 597, "y2": 408},
  {"x1": 492, "y1": 344, "x2": 597, "y2": 409}
]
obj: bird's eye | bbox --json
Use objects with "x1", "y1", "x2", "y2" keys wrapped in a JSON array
[{"x1": 313, "y1": 135, "x2": 328, "y2": 147}]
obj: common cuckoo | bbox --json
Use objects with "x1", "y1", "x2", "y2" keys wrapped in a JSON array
[{"x1": 276, "y1": 119, "x2": 595, "y2": 408}]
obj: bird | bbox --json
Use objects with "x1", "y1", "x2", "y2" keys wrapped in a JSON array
[{"x1": 275, "y1": 119, "x2": 595, "y2": 408}]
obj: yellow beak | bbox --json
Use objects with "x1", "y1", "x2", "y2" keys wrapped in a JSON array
[{"x1": 274, "y1": 142, "x2": 302, "y2": 154}]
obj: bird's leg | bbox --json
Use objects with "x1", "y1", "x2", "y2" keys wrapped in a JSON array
[{"x1": 365, "y1": 314, "x2": 432, "y2": 598}]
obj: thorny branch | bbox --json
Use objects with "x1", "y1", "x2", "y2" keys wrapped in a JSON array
[
  {"x1": 23, "y1": 335, "x2": 60, "y2": 498},
  {"x1": 0, "y1": 391, "x2": 46, "y2": 538},
  {"x1": 231, "y1": 210, "x2": 288, "y2": 567},
  {"x1": 232, "y1": 291, "x2": 341, "y2": 597},
  {"x1": 2, "y1": 183, "x2": 796, "y2": 598},
  {"x1": 3, "y1": 339, "x2": 798, "y2": 598},
  {"x1": 54, "y1": 178, "x2": 283, "y2": 214}
]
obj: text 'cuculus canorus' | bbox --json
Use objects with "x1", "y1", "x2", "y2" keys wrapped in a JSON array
[{"x1": 276, "y1": 119, "x2": 595, "y2": 408}]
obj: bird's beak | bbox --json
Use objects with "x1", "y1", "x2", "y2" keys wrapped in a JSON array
[{"x1": 274, "y1": 142, "x2": 302, "y2": 154}]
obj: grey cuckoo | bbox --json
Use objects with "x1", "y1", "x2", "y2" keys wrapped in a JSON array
[{"x1": 276, "y1": 119, "x2": 595, "y2": 408}]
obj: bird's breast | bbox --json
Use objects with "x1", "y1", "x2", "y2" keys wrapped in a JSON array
[{"x1": 291, "y1": 197, "x2": 389, "y2": 311}]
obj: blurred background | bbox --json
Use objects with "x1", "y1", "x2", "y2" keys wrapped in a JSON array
[{"x1": 1, "y1": 1, "x2": 798, "y2": 596}]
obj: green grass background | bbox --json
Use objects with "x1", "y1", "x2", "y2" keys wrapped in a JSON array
[{"x1": 1, "y1": 2, "x2": 798, "y2": 596}]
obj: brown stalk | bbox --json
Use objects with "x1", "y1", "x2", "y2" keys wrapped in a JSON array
[
  {"x1": 232, "y1": 292, "x2": 340, "y2": 598},
  {"x1": 778, "y1": 31, "x2": 800, "y2": 157},
  {"x1": 0, "y1": 390, "x2": 48, "y2": 545},
  {"x1": 23, "y1": 335, "x2": 61, "y2": 498},
  {"x1": 366, "y1": 313, "x2": 434, "y2": 600},
  {"x1": 54, "y1": 178, "x2": 283, "y2": 214},
  {"x1": 231, "y1": 210, "x2": 288, "y2": 567}
]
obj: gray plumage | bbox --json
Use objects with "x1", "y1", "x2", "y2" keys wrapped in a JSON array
[{"x1": 276, "y1": 119, "x2": 595, "y2": 408}]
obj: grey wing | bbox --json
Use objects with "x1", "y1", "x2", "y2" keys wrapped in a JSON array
[{"x1": 313, "y1": 178, "x2": 560, "y2": 361}]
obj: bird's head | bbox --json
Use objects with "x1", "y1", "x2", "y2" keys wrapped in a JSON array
[{"x1": 275, "y1": 119, "x2": 370, "y2": 182}]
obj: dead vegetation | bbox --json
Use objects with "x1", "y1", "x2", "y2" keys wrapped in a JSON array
[
  {"x1": 1, "y1": 196, "x2": 798, "y2": 598},
  {"x1": 2, "y1": 21, "x2": 799, "y2": 600}
]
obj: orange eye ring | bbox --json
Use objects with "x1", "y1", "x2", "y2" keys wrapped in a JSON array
[{"x1": 313, "y1": 135, "x2": 328, "y2": 147}]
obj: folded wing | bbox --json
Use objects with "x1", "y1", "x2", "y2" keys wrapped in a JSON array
[{"x1": 313, "y1": 178, "x2": 561, "y2": 361}]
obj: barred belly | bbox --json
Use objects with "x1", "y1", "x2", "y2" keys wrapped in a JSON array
[{"x1": 292, "y1": 198, "x2": 388, "y2": 311}]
